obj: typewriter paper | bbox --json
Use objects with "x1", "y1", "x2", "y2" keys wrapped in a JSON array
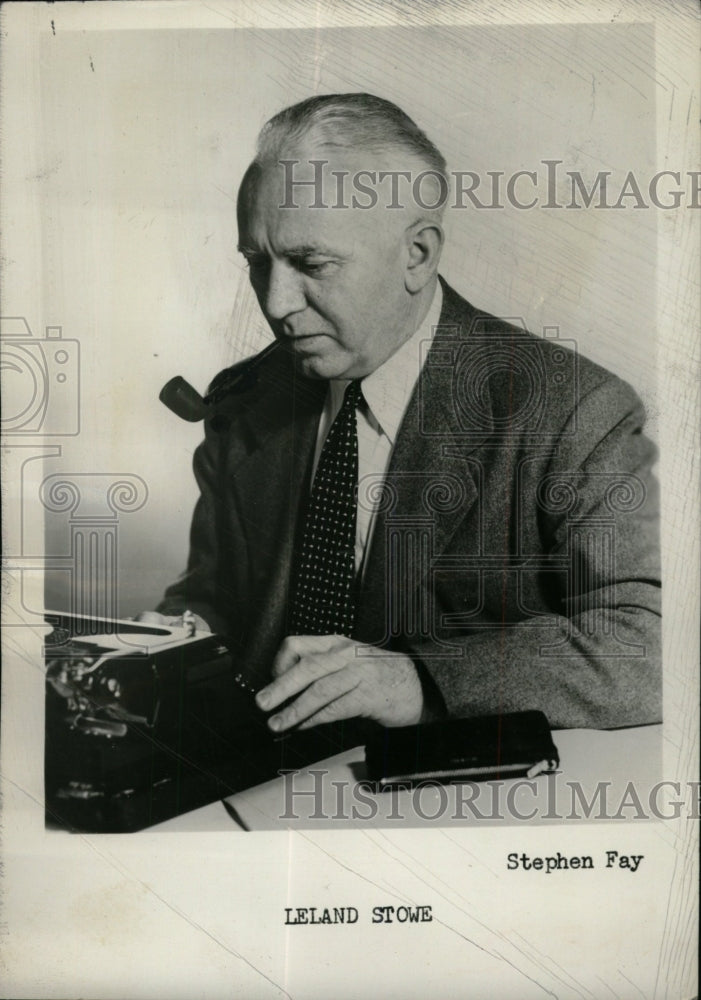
[{"x1": 1, "y1": 1, "x2": 698, "y2": 998}]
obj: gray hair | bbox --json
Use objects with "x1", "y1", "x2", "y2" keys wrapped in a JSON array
[{"x1": 256, "y1": 92, "x2": 447, "y2": 178}]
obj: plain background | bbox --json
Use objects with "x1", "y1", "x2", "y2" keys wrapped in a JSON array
[{"x1": 25, "y1": 21, "x2": 659, "y2": 616}]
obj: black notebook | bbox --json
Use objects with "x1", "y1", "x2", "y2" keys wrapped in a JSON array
[{"x1": 365, "y1": 711, "x2": 560, "y2": 788}]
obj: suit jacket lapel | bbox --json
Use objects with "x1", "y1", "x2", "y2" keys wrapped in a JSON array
[
  {"x1": 229, "y1": 354, "x2": 325, "y2": 679},
  {"x1": 356, "y1": 280, "x2": 495, "y2": 642}
]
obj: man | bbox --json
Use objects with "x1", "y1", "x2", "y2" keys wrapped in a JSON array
[{"x1": 148, "y1": 93, "x2": 661, "y2": 736}]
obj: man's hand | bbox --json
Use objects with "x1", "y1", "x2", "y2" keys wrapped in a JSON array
[
  {"x1": 255, "y1": 634, "x2": 424, "y2": 731},
  {"x1": 133, "y1": 610, "x2": 211, "y2": 632}
]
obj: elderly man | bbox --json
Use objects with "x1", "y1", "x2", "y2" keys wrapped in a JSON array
[{"x1": 150, "y1": 93, "x2": 661, "y2": 737}]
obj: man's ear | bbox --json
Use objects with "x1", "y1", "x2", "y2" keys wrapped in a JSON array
[{"x1": 404, "y1": 219, "x2": 445, "y2": 292}]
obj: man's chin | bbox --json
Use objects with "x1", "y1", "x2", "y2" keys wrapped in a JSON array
[
  {"x1": 297, "y1": 353, "x2": 352, "y2": 381},
  {"x1": 278, "y1": 337, "x2": 359, "y2": 379}
]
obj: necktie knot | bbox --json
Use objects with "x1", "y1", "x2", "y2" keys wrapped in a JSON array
[{"x1": 343, "y1": 379, "x2": 363, "y2": 410}]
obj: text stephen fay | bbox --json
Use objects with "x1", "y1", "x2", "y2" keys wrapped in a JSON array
[{"x1": 507, "y1": 849, "x2": 644, "y2": 873}]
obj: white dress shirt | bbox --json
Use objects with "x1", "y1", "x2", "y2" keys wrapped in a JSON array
[{"x1": 311, "y1": 282, "x2": 443, "y2": 578}]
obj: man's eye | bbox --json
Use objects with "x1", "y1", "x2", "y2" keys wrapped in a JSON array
[
  {"x1": 244, "y1": 257, "x2": 271, "y2": 279},
  {"x1": 298, "y1": 260, "x2": 333, "y2": 275}
]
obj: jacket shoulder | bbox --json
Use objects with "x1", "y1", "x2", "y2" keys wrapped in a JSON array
[
  {"x1": 206, "y1": 344, "x2": 279, "y2": 398},
  {"x1": 437, "y1": 277, "x2": 642, "y2": 427}
]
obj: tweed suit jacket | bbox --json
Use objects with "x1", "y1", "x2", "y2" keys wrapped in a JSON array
[{"x1": 159, "y1": 278, "x2": 661, "y2": 729}]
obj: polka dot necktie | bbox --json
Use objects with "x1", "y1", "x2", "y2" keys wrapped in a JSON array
[{"x1": 290, "y1": 380, "x2": 363, "y2": 636}]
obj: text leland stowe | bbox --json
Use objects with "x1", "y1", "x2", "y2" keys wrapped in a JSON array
[{"x1": 284, "y1": 905, "x2": 433, "y2": 925}]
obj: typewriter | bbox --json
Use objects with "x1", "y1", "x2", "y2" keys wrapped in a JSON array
[{"x1": 44, "y1": 612, "x2": 346, "y2": 832}]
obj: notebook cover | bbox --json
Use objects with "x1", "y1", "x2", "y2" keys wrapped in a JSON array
[{"x1": 365, "y1": 711, "x2": 560, "y2": 787}]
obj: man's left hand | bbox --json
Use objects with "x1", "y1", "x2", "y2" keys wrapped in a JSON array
[{"x1": 255, "y1": 634, "x2": 424, "y2": 731}]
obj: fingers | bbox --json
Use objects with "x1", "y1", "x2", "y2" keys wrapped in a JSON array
[
  {"x1": 271, "y1": 633, "x2": 343, "y2": 679},
  {"x1": 184, "y1": 611, "x2": 212, "y2": 633},
  {"x1": 259, "y1": 638, "x2": 424, "y2": 731},
  {"x1": 297, "y1": 692, "x2": 362, "y2": 729},
  {"x1": 133, "y1": 610, "x2": 212, "y2": 632},
  {"x1": 267, "y1": 668, "x2": 362, "y2": 731},
  {"x1": 134, "y1": 611, "x2": 179, "y2": 625},
  {"x1": 257, "y1": 645, "x2": 351, "y2": 714}
]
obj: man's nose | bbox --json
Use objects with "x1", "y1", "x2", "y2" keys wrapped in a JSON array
[{"x1": 264, "y1": 260, "x2": 306, "y2": 321}]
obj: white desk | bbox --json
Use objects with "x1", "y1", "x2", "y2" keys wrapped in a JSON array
[{"x1": 152, "y1": 724, "x2": 662, "y2": 831}]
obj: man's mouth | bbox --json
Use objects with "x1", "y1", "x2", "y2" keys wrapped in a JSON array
[
  {"x1": 281, "y1": 332, "x2": 331, "y2": 348},
  {"x1": 283, "y1": 331, "x2": 328, "y2": 339}
]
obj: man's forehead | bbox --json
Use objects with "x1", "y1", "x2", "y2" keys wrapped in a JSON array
[
  {"x1": 241, "y1": 187, "x2": 369, "y2": 253},
  {"x1": 244, "y1": 142, "x2": 428, "y2": 214},
  {"x1": 239, "y1": 156, "x2": 416, "y2": 249}
]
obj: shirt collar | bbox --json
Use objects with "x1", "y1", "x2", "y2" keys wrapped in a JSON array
[{"x1": 358, "y1": 281, "x2": 443, "y2": 445}]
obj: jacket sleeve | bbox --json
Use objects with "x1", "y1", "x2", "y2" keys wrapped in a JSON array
[
  {"x1": 155, "y1": 418, "x2": 233, "y2": 635},
  {"x1": 406, "y1": 378, "x2": 662, "y2": 729}
]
